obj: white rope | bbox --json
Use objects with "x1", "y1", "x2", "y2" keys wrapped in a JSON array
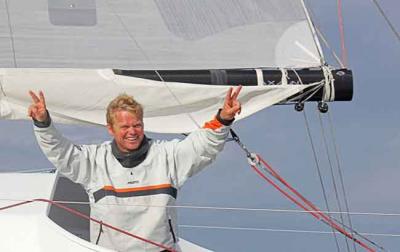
[
  {"x1": 178, "y1": 224, "x2": 400, "y2": 238},
  {"x1": 280, "y1": 68, "x2": 288, "y2": 85},
  {"x1": 322, "y1": 65, "x2": 335, "y2": 102},
  {"x1": 0, "y1": 198, "x2": 399, "y2": 217},
  {"x1": 284, "y1": 67, "x2": 324, "y2": 103},
  {"x1": 255, "y1": 68, "x2": 264, "y2": 86}
]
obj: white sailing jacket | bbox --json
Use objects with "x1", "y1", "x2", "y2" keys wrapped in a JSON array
[{"x1": 34, "y1": 117, "x2": 229, "y2": 252}]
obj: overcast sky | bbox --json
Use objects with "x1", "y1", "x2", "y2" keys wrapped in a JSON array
[{"x1": 1, "y1": 1, "x2": 399, "y2": 251}]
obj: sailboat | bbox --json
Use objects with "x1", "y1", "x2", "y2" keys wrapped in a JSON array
[{"x1": 1, "y1": 0, "x2": 389, "y2": 251}]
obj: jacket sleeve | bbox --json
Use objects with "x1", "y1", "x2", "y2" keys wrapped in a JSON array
[
  {"x1": 171, "y1": 118, "x2": 230, "y2": 188},
  {"x1": 33, "y1": 121, "x2": 93, "y2": 187}
]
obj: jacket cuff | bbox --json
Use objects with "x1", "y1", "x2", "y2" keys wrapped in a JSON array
[
  {"x1": 33, "y1": 110, "x2": 51, "y2": 128},
  {"x1": 216, "y1": 109, "x2": 234, "y2": 126}
]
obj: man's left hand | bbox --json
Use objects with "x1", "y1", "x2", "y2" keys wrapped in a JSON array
[{"x1": 220, "y1": 86, "x2": 242, "y2": 121}]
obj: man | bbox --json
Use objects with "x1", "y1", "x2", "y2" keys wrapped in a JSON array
[{"x1": 28, "y1": 86, "x2": 241, "y2": 252}]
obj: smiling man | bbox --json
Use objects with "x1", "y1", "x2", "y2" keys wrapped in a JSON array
[{"x1": 28, "y1": 87, "x2": 241, "y2": 252}]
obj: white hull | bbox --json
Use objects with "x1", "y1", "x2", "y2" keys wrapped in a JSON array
[{"x1": 0, "y1": 172, "x2": 211, "y2": 252}]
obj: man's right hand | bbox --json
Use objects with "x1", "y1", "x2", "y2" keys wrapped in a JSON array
[{"x1": 28, "y1": 90, "x2": 48, "y2": 122}]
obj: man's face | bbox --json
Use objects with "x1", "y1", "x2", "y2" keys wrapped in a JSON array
[{"x1": 107, "y1": 110, "x2": 144, "y2": 152}]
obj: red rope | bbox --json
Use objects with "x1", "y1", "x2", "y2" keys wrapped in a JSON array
[
  {"x1": 0, "y1": 198, "x2": 176, "y2": 252},
  {"x1": 337, "y1": 0, "x2": 348, "y2": 67},
  {"x1": 251, "y1": 154, "x2": 375, "y2": 252}
]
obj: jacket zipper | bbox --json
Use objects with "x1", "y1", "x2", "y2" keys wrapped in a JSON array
[{"x1": 168, "y1": 219, "x2": 177, "y2": 243}]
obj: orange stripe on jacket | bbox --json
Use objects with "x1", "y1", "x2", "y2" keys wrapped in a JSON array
[
  {"x1": 202, "y1": 117, "x2": 223, "y2": 130},
  {"x1": 103, "y1": 184, "x2": 172, "y2": 193}
]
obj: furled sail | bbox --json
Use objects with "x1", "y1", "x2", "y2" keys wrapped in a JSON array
[{"x1": 0, "y1": 68, "x2": 313, "y2": 133}]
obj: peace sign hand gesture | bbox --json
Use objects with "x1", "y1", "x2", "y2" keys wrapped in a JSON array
[
  {"x1": 220, "y1": 86, "x2": 242, "y2": 121},
  {"x1": 28, "y1": 90, "x2": 48, "y2": 122}
]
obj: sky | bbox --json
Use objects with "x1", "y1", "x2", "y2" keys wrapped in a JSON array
[{"x1": 0, "y1": 1, "x2": 400, "y2": 251}]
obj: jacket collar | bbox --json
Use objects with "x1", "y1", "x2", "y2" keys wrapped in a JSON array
[{"x1": 111, "y1": 136, "x2": 150, "y2": 168}]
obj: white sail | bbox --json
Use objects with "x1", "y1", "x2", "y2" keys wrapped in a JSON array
[
  {"x1": 1, "y1": 0, "x2": 321, "y2": 69},
  {"x1": 0, "y1": 0, "x2": 325, "y2": 133}
]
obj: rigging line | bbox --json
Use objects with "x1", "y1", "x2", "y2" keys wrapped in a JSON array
[
  {"x1": 283, "y1": 80, "x2": 324, "y2": 104},
  {"x1": 303, "y1": 109, "x2": 341, "y2": 252},
  {"x1": 0, "y1": 199, "x2": 177, "y2": 252},
  {"x1": 371, "y1": 0, "x2": 400, "y2": 43},
  {"x1": 315, "y1": 27, "x2": 344, "y2": 68},
  {"x1": 105, "y1": 2, "x2": 151, "y2": 67},
  {"x1": 287, "y1": 69, "x2": 325, "y2": 103},
  {"x1": 105, "y1": 2, "x2": 201, "y2": 130},
  {"x1": 318, "y1": 111, "x2": 352, "y2": 252},
  {"x1": 250, "y1": 160, "x2": 376, "y2": 252},
  {"x1": 327, "y1": 214, "x2": 386, "y2": 252},
  {"x1": 0, "y1": 198, "x2": 400, "y2": 217},
  {"x1": 0, "y1": 168, "x2": 55, "y2": 173},
  {"x1": 4, "y1": 0, "x2": 17, "y2": 67},
  {"x1": 328, "y1": 110, "x2": 358, "y2": 252},
  {"x1": 179, "y1": 224, "x2": 400, "y2": 238},
  {"x1": 154, "y1": 70, "x2": 201, "y2": 130},
  {"x1": 0, "y1": 76, "x2": 6, "y2": 97},
  {"x1": 316, "y1": 28, "x2": 345, "y2": 68},
  {"x1": 337, "y1": 0, "x2": 348, "y2": 67},
  {"x1": 301, "y1": 0, "x2": 326, "y2": 65},
  {"x1": 306, "y1": 3, "x2": 344, "y2": 68}
]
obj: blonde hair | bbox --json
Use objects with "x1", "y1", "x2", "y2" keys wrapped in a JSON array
[{"x1": 106, "y1": 93, "x2": 143, "y2": 125}]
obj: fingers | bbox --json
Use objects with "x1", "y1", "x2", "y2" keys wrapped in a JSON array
[
  {"x1": 231, "y1": 85, "x2": 242, "y2": 100},
  {"x1": 29, "y1": 90, "x2": 46, "y2": 107},
  {"x1": 224, "y1": 87, "x2": 233, "y2": 103},
  {"x1": 225, "y1": 86, "x2": 242, "y2": 103},
  {"x1": 39, "y1": 90, "x2": 46, "y2": 106},
  {"x1": 28, "y1": 104, "x2": 36, "y2": 118},
  {"x1": 29, "y1": 90, "x2": 40, "y2": 104},
  {"x1": 222, "y1": 86, "x2": 242, "y2": 119}
]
